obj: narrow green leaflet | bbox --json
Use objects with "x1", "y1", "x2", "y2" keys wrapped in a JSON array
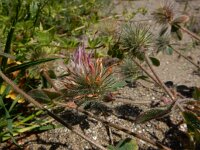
[
  {"x1": 28, "y1": 89, "x2": 61, "y2": 103},
  {"x1": 111, "y1": 81, "x2": 127, "y2": 91},
  {"x1": 48, "y1": 69, "x2": 57, "y2": 79},
  {"x1": 42, "y1": 89, "x2": 61, "y2": 99},
  {"x1": 182, "y1": 111, "x2": 200, "y2": 149},
  {"x1": 2, "y1": 119, "x2": 53, "y2": 142},
  {"x1": 5, "y1": 58, "x2": 57, "y2": 74},
  {"x1": 192, "y1": 87, "x2": 200, "y2": 100},
  {"x1": 28, "y1": 89, "x2": 52, "y2": 103},
  {"x1": 136, "y1": 106, "x2": 171, "y2": 124},
  {"x1": 149, "y1": 57, "x2": 160, "y2": 67},
  {"x1": 108, "y1": 43, "x2": 124, "y2": 59},
  {"x1": 108, "y1": 138, "x2": 138, "y2": 150},
  {"x1": 166, "y1": 46, "x2": 173, "y2": 55},
  {"x1": 38, "y1": 124, "x2": 56, "y2": 131},
  {"x1": 182, "y1": 111, "x2": 200, "y2": 130},
  {"x1": 159, "y1": 26, "x2": 169, "y2": 36},
  {"x1": 171, "y1": 24, "x2": 183, "y2": 40}
]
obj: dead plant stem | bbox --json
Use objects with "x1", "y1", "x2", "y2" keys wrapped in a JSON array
[
  {"x1": 144, "y1": 54, "x2": 185, "y2": 111},
  {"x1": 41, "y1": 70, "x2": 60, "y2": 92},
  {"x1": 144, "y1": 54, "x2": 175, "y2": 100},
  {"x1": 132, "y1": 57, "x2": 174, "y2": 99},
  {"x1": 76, "y1": 107, "x2": 171, "y2": 150},
  {"x1": 131, "y1": 58, "x2": 160, "y2": 85},
  {"x1": 170, "y1": 46, "x2": 200, "y2": 69},
  {"x1": 180, "y1": 26, "x2": 200, "y2": 42},
  {"x1": 0, "y1": 70, "x2": 106, "y2": 150},
  {"x1": 54, "y1": 101, "x2": 171, "y2": 150}
]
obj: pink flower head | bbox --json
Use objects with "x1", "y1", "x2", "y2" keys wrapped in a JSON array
[
  {"x1": 72, "y1": 44, "x2": 95, "y2": 75},
  {"x1": 73, "y1": 44, "x2": 86, "y2": 65}
]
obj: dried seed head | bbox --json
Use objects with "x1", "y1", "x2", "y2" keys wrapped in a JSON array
[
  {"x1": 120, "y1": 23, "x2": 153, "y2": 59},
  {"x1": 152, "y1": 0, "x2": 175, "y2": 25}
]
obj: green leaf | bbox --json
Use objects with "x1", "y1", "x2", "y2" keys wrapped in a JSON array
[
  {"x1": 107, "y1": 138, "x2": 138, "y2": 150},
  {"x1": 0, "y1": 118, "x2": 7, "y2": 130},
  {"x1": 171, "y1": 24, "x2": 183, "y2": 40},
  {"x1": 2, "y1": 119, "x2": 53, "y2": 141},
  {"x1": 193, "y1": 130, "x2": 200, "y2": 147},
  {"x1": 48, "y1": 70, "x2": 57, "y2": 79},
  {"x1": 192, "y1": 87, "x2": 200, "y2": 100},
  {"x1": 176, "y1": 29, "x2": 183, "y2": 41},
  {"x1": 107, "y1": 146, "x2": 116, "y2": 150},
  {"x1": 108, "y1": 43, "x2": 124, "y2": 59},
  {"x1": 42, "y1": 89, "x2": 61, "y2": 99},
  {"x1": 136, "y1": 75, "x2": 148, "y2": 80},
  {"x1": 182, "y1": 111, "x2": 200, "y2": 148},
  {"x1": 28, "y1": 89, "x2": 51, "y2": 103},
  {"x1": 28, "y1": 89, "x2": 61, "y2": 103},
  {"x1": 136, "y1": 106, "x2": 171, "y2": 124},
  {"x1": 182, "y1": 111, "x2": 200, "y2": 130},
  {"x1": 159, "y1": 26, "x2": 169, "y2": 36},
  {"x1": 30, "y1": 1, "x2": 39, "y2": 18},
  {"x1": 149, "y1": 57, "x2": 160, "y2": 67},
  {"x1": 5, "y1": 58, "x2": 57, "y2": 74},
  {"x1": 8, "y1": 97, "x2": 18, "y2": 112},
  {"x1": 38, "y1": 124, "x2": 55, "y2": 131},
  {"x1": 171, "y1": 24, "x2": 180, "y2": 33},
  {"x1": 111, "y1": 81, "x2": 127, "y2": 91},
  {"x1": 166, "y1": 46, "x2": 173, "y2": 55},
  {"x1": 88, "y1": 37, "x2": 102, "y2": 49}
]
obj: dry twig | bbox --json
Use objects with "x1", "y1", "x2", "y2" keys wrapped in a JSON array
[{"x1": 0, "y1": 70, "x2": 106, "y2": 150}]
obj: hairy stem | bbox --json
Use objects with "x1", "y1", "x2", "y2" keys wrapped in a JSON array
[
  {"x1": 131, "y1": 58, "x2": 160, "y2": 85},
  {"x1": 132, "y1": 57, "x2": 174, "y2": 99},
  {"x1": 144, "y1": 54, "x2": 175, "y2": 100},
  {"x1": 180, "y1": 26, "x2": 200, "y2": 42},
  {"x1": 0, "y1": 70, "x2": 106, "y2": 150},
  {"x1": 144, "y1": 54, "x2": 185, "y2": 111},
  {"x1": 170, "y1": 46, "x2": 200, "y2": 69},
  {"x1": 131, "y1": 57, "x2": 185, "y2": 112},
  {"x1": 41, "y1": 70, "x2": 60, "y2": 92}
]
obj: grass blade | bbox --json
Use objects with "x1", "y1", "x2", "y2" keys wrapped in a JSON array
[{"x1": 5, "y1": 58, "x2": 57, "y2": 74}]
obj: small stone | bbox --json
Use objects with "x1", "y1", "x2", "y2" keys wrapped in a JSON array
[
  {"x1": 146, "y1": 123, "x2": 151, "y2": 127},
  {"x1": 93, "y1": 136, "x2": 97, "y2": 140},
  {"x1": 138, "y1": 130, "x2": 142, "y2": 133},
  {"x1": 179, "y1": 123, "x2": 187, "y2": 132}
]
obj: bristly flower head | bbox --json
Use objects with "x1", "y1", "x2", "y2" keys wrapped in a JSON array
[
  {"x1": 152, "y1": 1, "x2": 189, "y2": 40},
  {"x1": 152, "y1": 0, "x2": 175, "y2": 25},
  {"x1": 120, "y1": 57, "x2": 143, "y2": 80},
  {"x1": 71, "y1": 44, "x2": 95, "y2": 75},
  {"x1": 62, "y1": 44, "x2": 116, "y2": 104},
  {"x1": 120, "y1": 23, "x2": 153, "y2": 59},
  {"x1": 155, "y1": 34, "x2": 172, "y2": 54}
]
